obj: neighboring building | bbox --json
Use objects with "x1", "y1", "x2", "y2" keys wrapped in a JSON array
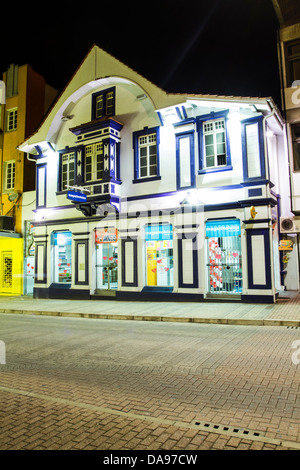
[
  {"x1": 0, "y1": 64, "x2": 57, "y2": 295},
  {"x1": 272, "y1": 0, "x2": 300, "y2": 290},
  {"x1": 19, "y1": 45, "x2": 291, "y2": 303}
]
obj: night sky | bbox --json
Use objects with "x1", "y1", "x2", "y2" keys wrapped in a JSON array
[{"x1": 1, "y1": 0, "x2": 282, "y2": 108}]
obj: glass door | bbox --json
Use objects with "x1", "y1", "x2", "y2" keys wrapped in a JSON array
[{"x1": 96, "y1": 242, "x2": 118, "y2": 290}]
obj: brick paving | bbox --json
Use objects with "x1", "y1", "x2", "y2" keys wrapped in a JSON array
[{"x1": 0, "y1": 310, "x2": 299, "y2": 452}]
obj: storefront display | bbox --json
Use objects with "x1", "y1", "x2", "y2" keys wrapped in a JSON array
[
  {"x1": 95, "y1": 228, "x2": 118, "y2": 290},
  {"x1": 206, "y1": 219, "x2": 242, "y2": 294},
  {"x1": 52, "y1": 231, "x2": 72, "y2": 283},
  {"x1": 145, "y1": 224, "x2": 173, "y2": 287}
]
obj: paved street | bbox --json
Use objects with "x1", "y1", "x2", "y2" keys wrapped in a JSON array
[{"x1": 0, "y1": 311, "x2": 299, "y2": 453}]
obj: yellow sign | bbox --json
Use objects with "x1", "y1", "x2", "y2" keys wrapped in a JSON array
[{"x1": 279, "y1": 240, "x2": 293, "y2": 251}]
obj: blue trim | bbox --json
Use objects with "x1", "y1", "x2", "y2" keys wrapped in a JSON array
[
  {"x1": 36, "y1": 163, "x2": 47, "y2": 209},
  {"x1": 121, "y1": 237, "x2": 138, "y2": 287},
  {"x1": 132, "y1": 176, "x2": 161, "y2": 184},
  {"x1": 91, "y1": 87, "x2": 116, "y2": 120},
  {"x1": 178, "y1": 232, "x2": 198, "y2": 288},
  {"x1": 246, "y1": 228, "x2": 272, "y2": 290},
  {"x1": 196, "y1": 110, "x2": 232, "y2": 174},
  {"x1": 241, "y1": 116, "x2": 265, "y2": 182},
  {"x1": 70, "y1": 117, "x2": 123, "y2": 137},
  {"x1": 173, "y1": 118, "x2": 195, "y2": 128},
  {"x1": 175, "y1": 130, "x2": 195, "y2": 190},
  {"x1": 132, "y1": 126, "x2": 160, "y2": 181}
]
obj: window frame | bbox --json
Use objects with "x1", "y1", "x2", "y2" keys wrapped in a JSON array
[
  {"x1": 91, "y1": 87, "x2": 116, "y2": 120},
  {"x1": 132, "y1": 126, "x2": 161, "y2": 183},
  {"x1": 3, "y1": 160, "x2": 15, "y2": 192},
  {"x1": 6, "y1": 108, "x2": 18, "y2": 132},
  {"x1": 285, "y1": 39, "x2": 300, "y2": 87},
  {"x1": 291, "y1": 123, "x2": 300, "y2": 172},
  {"x1": 84, "y1": 141, "x2": 104, "y2": 183},
  {"x1": 241, "y1": 115, "x2": 265, "y2": 182},
  {"x1": 197, "y1": 110, "x2": 232, "y2": 174},
  {"x1": 57, "y1": 149, "x2": 76, "y2": 192}
]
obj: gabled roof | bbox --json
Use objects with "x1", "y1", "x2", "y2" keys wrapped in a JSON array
[
  {"x1": 19, "y1": 44, "x2": 186, "y2": 153},
  {"x1": 19, "y1": 44, "x2": 283, "y2": 155}
]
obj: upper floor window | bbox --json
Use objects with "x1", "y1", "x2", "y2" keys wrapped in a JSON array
[
  {"x1": 92, "y1": 87, "x2": 115, "y2": 120},
  {"x1": 3, "y1": 160, "x2": 15, "y2": 191},
  {"x1": 203, "y1": 118, "x2": 226, "y2": 168},
  {"x1": 197, "y1": 110, "x2": 232, "y2": 174},
  {"x1": 285, "y1": 40, "x2": 300, "y2": 87},
  {"x1": 132, "y1": 127, "x2": 161, "y2": 183},
  {"x1": 291, "y1": 123, "x2": 300, "y2": 171},
  {"x1": 85, "y1": 142, "x2": 104, "y2": 182},
  {"x1": 61, "y1": 152, "x2": 75, "y2": 191},
  {"x1": 6, "y1": 108, "x2": 17, "y2": 131}
]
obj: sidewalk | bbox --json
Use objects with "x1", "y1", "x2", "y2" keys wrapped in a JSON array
[{"x1": 0, "y1": 291, "x2": 300, "y2": 327}]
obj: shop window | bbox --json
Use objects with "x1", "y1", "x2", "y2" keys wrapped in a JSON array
[
  {"x1": 52, "y1": 231, "x2": 72, "y2": 284},
  {"x1": 95, "y1": 228, "x2": 118, "y2": 290},
  {"x1": 145, "y1": 224, "x2": 173, "y2": 287},
  {"x1": 206, "y1": 220, "x2": 242, "y2": 295}
]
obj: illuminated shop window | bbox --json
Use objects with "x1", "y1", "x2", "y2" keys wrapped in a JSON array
[
  {"x1": 52, "y1": 231, "x2": 72, "y2": 284},
  {"x1": 206, "y1": 220, "x2": 242, "y2": 295},
  {"x1": 95, "y1": 228, "x2": 118, "y2": 291},
  {"x1": 145, "y1": 224, "x2": 173, "y2": 287}
]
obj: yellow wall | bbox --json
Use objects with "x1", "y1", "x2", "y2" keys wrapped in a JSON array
[
  {"x1": 0, "y1": 237, "x2": 23, "y2": 295},
  {"x1": 1, "y1": 65, "x2": 27, "y2": 234}
]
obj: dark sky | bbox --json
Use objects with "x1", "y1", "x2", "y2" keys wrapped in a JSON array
[{"x1": 0, "y1": 0, "x2": 282, "y2": 108}]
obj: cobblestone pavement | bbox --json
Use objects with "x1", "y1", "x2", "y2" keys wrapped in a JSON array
[{"x1": 0, "y1": 313, "x2": 299, "y2": 452}]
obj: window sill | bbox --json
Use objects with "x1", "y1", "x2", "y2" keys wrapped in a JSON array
[
  {"x1": 198, "y1": 165, "x2": 233, "y2": 175},
  {"x1": 132, "y1": 176, "x2": 161, "y2": 184}
]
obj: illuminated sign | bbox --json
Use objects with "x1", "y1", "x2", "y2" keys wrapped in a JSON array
[
  {"x1": 67, "y1": 191, "x2": 87, "y2": 202},
  {"x1": 95, "y1": 228, "x2": 118, "y2": 243}
]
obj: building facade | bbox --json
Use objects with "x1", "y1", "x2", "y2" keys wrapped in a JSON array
[
  {"x1": 0, "y1": 64, "x2": 57, "y2": 295},
  {"x1": 273, "y1": 0, "x2": 300, "y2": 291},
  {"x1": 19, "y1": 45, "x2": 292, "y2": 303}
]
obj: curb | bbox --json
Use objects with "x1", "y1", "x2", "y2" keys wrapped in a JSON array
[{"x1": 0, "y1": 308, "x2": 300, "y2": 327}]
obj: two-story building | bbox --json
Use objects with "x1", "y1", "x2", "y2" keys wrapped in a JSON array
[{"x1": 19, "y1": 45, "x2": 292, "y2": 303}]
